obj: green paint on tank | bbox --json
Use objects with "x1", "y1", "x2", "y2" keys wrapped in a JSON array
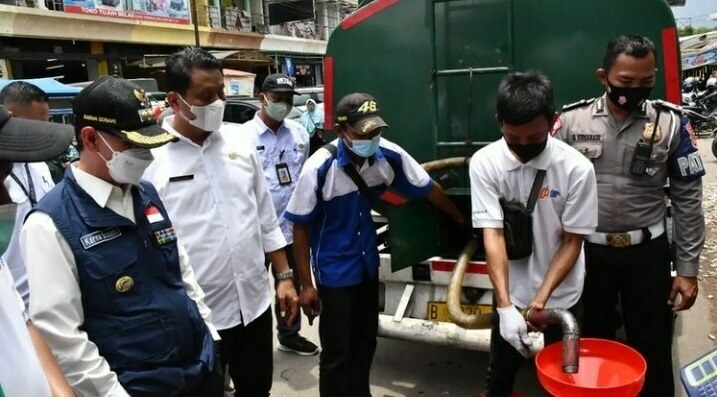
[{"x1": 327, "y1": 0, "x2": 679, "y2": 270}]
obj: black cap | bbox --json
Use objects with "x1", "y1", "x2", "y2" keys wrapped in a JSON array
[
  {"x1": 261, "y1": 73, "x2": 298, "y2": 94},
  {"x1": 73, "y1": 76, "x2": 175, "y2": 149},
  {"x1": 0, "y1": 106, "x2": 73, "y2": 162},
  {"x1": 335, "y1": 93, "x2": 389, "y2": 135}
]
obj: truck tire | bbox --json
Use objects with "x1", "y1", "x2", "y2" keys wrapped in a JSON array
[{"x1": 712, "y1": 137, "x2": 717, "y2": 159}]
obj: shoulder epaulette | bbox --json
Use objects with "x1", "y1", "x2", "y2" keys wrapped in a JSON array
[
  {"x1": 562, "y1": 98, "x2": 597, "y2": 112},
  {"x1": 651, "y1": 99, "x2": 683, "y2": 114}
]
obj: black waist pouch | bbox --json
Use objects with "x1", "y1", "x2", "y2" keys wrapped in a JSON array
[
  {"x1": 500, "y1": 200, "x2": 534, "y2": 260},
  {"x1": 500, "y1": 169, "x2": 545, "y2": 261}
]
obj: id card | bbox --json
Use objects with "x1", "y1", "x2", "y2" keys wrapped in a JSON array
[{"x1": 275, "y1": 163, "x2": 292, "y2": 185}]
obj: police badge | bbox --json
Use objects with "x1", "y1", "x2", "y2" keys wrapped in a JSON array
[{"x1": 642, "y1": 123, "x2": 663, "y2": 142}]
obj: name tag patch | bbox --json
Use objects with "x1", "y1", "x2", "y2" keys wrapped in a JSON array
[
  {"x1": 168, "y1": 174, "x2": 194, "y2": 183},
  {"x1": 154, "y1": 226, "x2": 177, "y2": 246},
  {"x1": 571, "y1": 133, "x2": 602, "y2": 141},
  {"x1": 81, "y1": 228, "x2": 122, "y2": 250}
]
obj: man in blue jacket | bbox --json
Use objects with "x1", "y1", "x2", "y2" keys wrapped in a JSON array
[{"x1": 21, "y1": 76, "x2": 222, "y2": 397}]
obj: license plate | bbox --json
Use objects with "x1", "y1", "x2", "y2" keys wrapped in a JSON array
[{"x1": 426, "y1": 301, "x2": 492, "y2": 323}]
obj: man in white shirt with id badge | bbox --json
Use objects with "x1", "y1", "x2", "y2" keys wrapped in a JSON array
[{"x1": 240, "y1": 73, "x2": 317, "y2": 356}]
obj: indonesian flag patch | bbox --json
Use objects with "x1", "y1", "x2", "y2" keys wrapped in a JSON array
[{"x1": 145, "y1": 206, "x2": 164, "y2": 223}]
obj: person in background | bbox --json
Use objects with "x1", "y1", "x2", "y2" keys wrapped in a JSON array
[
  {"x1": 0, "y1": 81, "x2": 58, "y2": 309},
  {"x1": 47, "y1": 143, "x2": 79, "y2": 184},
  {"x1": 299, "y1": 99, "x2": 326, "y2": 155},
  {"x1": 299, "y1": 98, "x2": 325, "y2": 155},
  {"x1": 22, "y1": 76, "x2": 222, "y2": 397},
  {"x1": 240, "y1": 73, "x2": 318, "y2": 356},
  {"x1": 0, "y1": 104, "x2": 76, "y2": 396}
]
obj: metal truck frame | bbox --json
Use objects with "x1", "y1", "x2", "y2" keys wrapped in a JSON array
[{"x1": 325, "y1": 0, "x2": 683, "y2": 352}]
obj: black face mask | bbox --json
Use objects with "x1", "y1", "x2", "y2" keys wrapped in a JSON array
[
  {"x1": 508, "y1": 140, "x2": 547, "y2": 163},
  {"x1": 606, "y1": 81, "x2": 653, "y2": 112}
]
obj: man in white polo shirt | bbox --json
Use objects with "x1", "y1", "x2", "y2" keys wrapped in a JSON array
[{"x1": 469, "y1": 71, "x2": 598, "y2": 397}]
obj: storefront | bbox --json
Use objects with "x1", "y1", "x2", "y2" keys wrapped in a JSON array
[
  {"x1": 273, "y1": 54, "x2": 324, "y2": 87},
  {"x1": 0, "y1": 38, "x2": 95, "y2": 82},
  {"x1": 0, "y1": 3, "x2": 326, "y2": 88}
]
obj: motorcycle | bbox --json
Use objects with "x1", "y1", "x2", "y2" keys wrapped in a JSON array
[
  {"x1": 692, "y1": 109, "x2": 717, "y2": 159},
  {"x1": 682, "y1": 87, "x2": 717, "y2": 143}
]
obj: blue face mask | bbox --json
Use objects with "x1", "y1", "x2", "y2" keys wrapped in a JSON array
[{"x1": 347, "y1": 133, "x2": 382, "y2": 158}]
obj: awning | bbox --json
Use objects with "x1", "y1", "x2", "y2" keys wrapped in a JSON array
[{"x1": 0, "y1": 78, "x2": 81, "y2": 97}]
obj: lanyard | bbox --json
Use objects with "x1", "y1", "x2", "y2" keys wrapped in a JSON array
[{"x1": 9, "y1": 163, "x2": 36, "y2": 207}]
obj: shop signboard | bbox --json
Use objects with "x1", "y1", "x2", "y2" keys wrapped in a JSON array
[
  {"x1": 63, "y1": 0, "x2": 190, "y2": 24},
  {"x1": 682, "y1": 48, "x2": 717, "y2": 71}
]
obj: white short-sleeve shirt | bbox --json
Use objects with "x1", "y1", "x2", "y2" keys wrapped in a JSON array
[
  {"x1": 469, "y1": 137, "x2": 598, "y2": 309},
  {"x1": 3, "y1": 162, "x2": 54, "y2": 309},
  {"x1": 144, "y1": 118, "x2": 287, "y2": 330},
  {"x1": 242, "y1": 113, "x2": 310, "y2": 244}
]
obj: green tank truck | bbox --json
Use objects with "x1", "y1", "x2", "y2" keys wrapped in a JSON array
[{"x1": 323, "y1": 0, "x2": 682, "y2": 351}]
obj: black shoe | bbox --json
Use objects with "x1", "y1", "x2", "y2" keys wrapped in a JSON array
[{"x1": 278, "y1": 335, "x2": 320, "y2": 356}]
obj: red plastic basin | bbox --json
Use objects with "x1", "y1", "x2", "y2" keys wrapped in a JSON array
[{"x1": 535, "y1": 338, "x2": 646, "y2": 397}]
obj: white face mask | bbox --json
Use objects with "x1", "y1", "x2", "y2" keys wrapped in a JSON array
[
  {"x1": 179, "y1": 95, "x2": 226, "y2": 132},
  {"x1": 264, "y1": 96, "x2": 291, "y2": 122},
  {"x1": 96, "y1": 132, "x2": 154, "y2": 186}
]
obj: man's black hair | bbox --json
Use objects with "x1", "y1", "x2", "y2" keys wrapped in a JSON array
[
  {"x1": 0, "y1": 81, "x2": 49, "y2": 106},
  {"x1": 165, "y1": 47, "x2": 223, "y2": 95},
  {"x1": 602, "y1": 35, "x2": 656, "y2": 72},
  {"x1": 496, "y1": 71, "x2": 555, "y2": 126}
]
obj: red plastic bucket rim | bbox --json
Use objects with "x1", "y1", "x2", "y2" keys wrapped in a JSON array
[{"x1": 535, "y1": 338, "x2": 647, "y2": 391}]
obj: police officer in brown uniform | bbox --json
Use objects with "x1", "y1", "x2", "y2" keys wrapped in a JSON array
[{"x1": 555, "y1": 35, "x2": 705, "y2": 397}]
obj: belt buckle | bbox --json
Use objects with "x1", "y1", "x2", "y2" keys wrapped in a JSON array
[{"x1": 606, "y1": 233, "x2": 631, "y2": 248}]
